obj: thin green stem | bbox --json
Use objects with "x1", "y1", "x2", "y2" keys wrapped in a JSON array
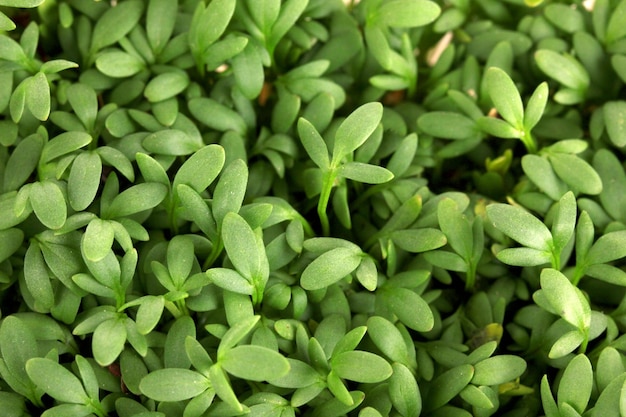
[
  {"x1": 203, "y1": 237, "x2": 224, "y2": 269},
  {"x1": 551, "y1": 248, "x2": 561, "y2": 272},
  {"x1": 571, "y1": 264, "x2": 585, "y2": 287},
  {"x1": 317, "y1": 170, "x2": 336, "y2": 236},
  {"x1": 521, "y1": 130, "x2": 538, "y2": 154},
  {"x1": 465, "y1": 260, "x2": 477, "y2": 291}
]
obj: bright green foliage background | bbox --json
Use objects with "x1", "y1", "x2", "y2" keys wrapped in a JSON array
[{"x1": 2, "y1": 0, "x2": 626, "y2": 417}]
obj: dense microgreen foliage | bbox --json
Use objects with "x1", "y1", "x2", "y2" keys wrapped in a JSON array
[{"x1": 3, "y1": 0, "x2": 626, "y2": 416}]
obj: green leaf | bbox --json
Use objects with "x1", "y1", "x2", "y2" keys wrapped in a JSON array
[
  {"x1": 371, "y1": 0, "x2": 440, "y2": 28},
  {"x1": 212, "y1": 160, "x2": 248, "y2": 227},
  {"x1": 177, "y1": 185, "x2": 216, "y2": 238},
  {"x1": 485, "y1": 67, "x2": 524, "y2": 128},
  {"x1": 0, "y1": 228, "x2": 23, "y2": 263},
  {"x1": 495, "y1": 247, "x2": 552, "y2": 267},
  {"x1": 300, "y1": 247, "x2": 362, "y2": 291},
  {"x1": 222, "y1": 212, "x2": 268, "y2": 283},
  {"x1": 140, "y1": 369, "x2": 210, "y2": 402},
  {"x1": 0, "y1": 11, "x2": 15, "y2": 31},
  {"x1": 327, "y1": 370, "x2": 353, "y2": 405},
  {"x1": 0, "y1": 316, "x2": 38, "y2": 386},
  {"x1": 26, "y1": 358, "x2": 87, "y2": 404},
  {"x1": 207, "y1": 268, "x2": 253, "y2": 295},
  {"x1": 586, "y1": 230, "x2": 626, "y2": 265},
  {"x1": 90, "y1": 0, "x2": 144, "y2": 53},
  {"x1": 82, "y1": 219, "x2": 114, "y2": 263},
  {"x1": 594, "y1": 149, "x2": 626, "y2": 220},
  {"x1": 30, "y1": 181, "x2": 66, "y2": 230},
  {"x1": 471, "y1": 355, "x2": 527, "y2": 386},
  {"x1": 135, "y1": 153, "x2": 169, "y2": 187},
  {"x1": 75, "y1": 355, "x2": 98, "y2": 401},
  {"x1": 95, "y1": 51, "x2": 146, "y2": 78},
  {"x1": 189, "y1": 0, "x2": 236, "y2": 52},
  {"x1": 185, "y1": 336, "x2": 214, "y2": 376},
  {"x1": 369, "y1": 74, "x2": 409, "y2": 91},
  {"x1": 25, "y1": 72, "x2": 50, "y2": 121},
  {"x1": 40, "y1": 59, "x2": 78, "y2": 74},
  {"x1": 164, "y1": 316, "x2": 196, "y2": 369},
  {"x1": 268, "y1": 0, "x2": 308, "y2": 47},
  {"x1": 389, "y1": 362, "x2": 421, "y2": 417},
  {"x1": 218, "y1": 315, "x2": 259, "y2": 353},
  {"x1": 549, "y1": 153, "x2": 602, "y2": 195},
  {"x1": 106, "y1": 183, "x2": 168, "y2": 218},
  {"x1": 188, "y1": 97, "x2": 247, "y2": 135},
  {"x1": 603, "y1": 101, "x2": 626, "y2": 147},
  {"x1": 0, "y1": 0, "x2": 44, "y2": 7},
  {"x1": 146, "y1": 0, "x2": 178, "y2": 54},
  {"x1": 438, "y1": 198, "x2": 473, "y2": 258},
  {"x1": 552, "y1": 191, "x2": 576, "y2": 252},
  {"x1": 220, "y1": 345, "x2": 289, "y2": 381},
  {"x1": 167, "y1": 235, "x2": 194, "y2": 287},
  {"x1": 459, "y1": 385, "x2": 495, "y2": 410},
  {"x1": 92, "y1": 318, "x2": 126, "y2": 366},
  {"x1": 558, "y1": 354, "x2": 592, "y2": 414},
  {"x1": 364, "y1": 26, "x2": 391, "y2": 69},
  {"x1": 597, "y1": 347, "x2": 625, "y2": 392},
  {"x1": 486, "y1": 203, "x2": 552, "y2": 251},
  {"x1": 68, "y1": 152, "x2": 102, "y2": 211},
  {"x1": 606, "y1": 0, "x2": 626, "y2": 44},
  {"x1": 268, "y1": 358, "x2": 320, "y2": 388},
  {"x1": 383, "y1": 287, "x2": 434, "y2": 332},
  {"x1": 144, "y1": 71, "x2": 189, "y2": 103},
  {"x1": 172, "y1": 145, "x2": 225, "y2": 193},
  {"x1": 332, "y1": 102, "x2": 383, "y2": 163},
  {"x1": 535, "y1": 49, "x2": 589, "y2": 91},
  {"x1": 232, "y1": 39, "x2": 264, "y2": 100},
  {"x1": 339, "y1": 162, "x2": 394, "y2": 184},
  {"x1": 332, "y1": 326, "x2": 367, "y2": 357},
  {"x1": 476, "y1": 116, "x2": 521, "y2": 138},
  {"x1": 355, "y1": 256, "x2": 377, "y2": 291},
  {"x1": 521, "y1": 155, "x2": 568, "y2": 201},
  {"x1": 331, "y1": 350, "x2": 391, "y2": 383},
  {"x1": 136, "y1": 296, "x2": 164, "y2": 335},
  {"x1": 3, "y1": 133, "x2": 43, "y2": 192},
  {"x1": 545, "y1": 4, "x2": 585, "y2": 33},
  {"x1": 538, "y1": 269, "x2": 590, "y2": 330},
  {"x1": 143, "y1": 130, "x2": 201, "y2": 156},
  {"x1": 97, "y1": 146, "x2": 134, "y2": 181},
  {"x1": 524, "y1": 82, "x2": 549, "y2": 132},
  {"x1": 67, "y1": 83, "x2": 97, "y2": 131},
  {"x1": 367, "y1": 316, "x2": 411, "y2": 364},
  {"x1": 540, "y1": 375, "x2": 559, "y2": 417},
  {"x1": 209, "y1": 363, "x2": 243, "y2": 412},
  {"x1": 424, "y1": 364, "x2": 474, "y2": 411},
  {"x1": 42, "y1": 131, "x2": 92, "y2": 163},
  {"x1": 203, "y1": 35, "x2": 249, "y2": 71},
  {"x1": 418, "y1": 111, "x2": 477, "y2": 140},
  {"x1": 390, "y1": 228, "x2": 447, "y2": 252},
  {"x1": 297, "y1": 117, "x2": 330, "y2": 169}
]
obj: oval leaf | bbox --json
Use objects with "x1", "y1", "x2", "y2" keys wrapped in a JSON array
[
  {"x1": 220, "y1": 345, "x2": 289, "y2": 381},
  {"x1": 300, "y1": 247, "x2": 362, "y2": 291},
  {"x1": 68, "y1": 152, "x2": 102, "y2": 211},
  {"x1": 92, "y1": 318, "x2": 127, "y2": 366},
  {"x1": 106, "y1": 183, "x2": 168, "y2": 218},
  {"x1": 331, "y1": 350, "x2": 392, "y2": 383},
  {"x1": 26, "y1": 358, "x2": 87, "y2": 404},
  {"x1": 333, "y1": 102, "x2": 383, "y2": 162},
  {"x1": 140, "y1": 368, "x2": 209, "y2": 402},
  {"x1": 486, "y1": 203, "x2": 552, "y2": 251},
  {"x1": 30, "y1": 181, "x2": 66, "y2": 230},
  {"x1": 485, "y1": 67, "x2": 524, "y2": 128},
  {"x1": 472, "y1": 355, "x2": 527, "y2": 386}
]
